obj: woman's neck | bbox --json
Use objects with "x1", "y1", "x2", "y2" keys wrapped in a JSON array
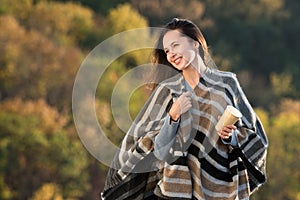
[
  {"x1": 182, "y1": 66, "x2": 200, "y2": 89},
  {"x1": 182, "y1": 55, "x2": 207, "y2": 89}
]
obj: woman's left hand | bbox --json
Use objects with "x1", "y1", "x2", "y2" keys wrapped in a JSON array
[{"x1": 217, "y1": 124, "x2": 237, "y2": 139}]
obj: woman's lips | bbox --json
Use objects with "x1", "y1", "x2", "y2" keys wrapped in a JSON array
[{"x1": 173, "y1": 57, "x2": 182, "y2": 65}]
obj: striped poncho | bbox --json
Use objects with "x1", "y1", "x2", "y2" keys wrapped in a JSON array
[{"x1": 101, "y1": 68, "x2": 268, "y2": 200}]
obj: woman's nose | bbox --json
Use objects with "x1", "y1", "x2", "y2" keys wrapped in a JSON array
[{"x1": 168, "y1": 51, "x2": 176, "y2": 57}]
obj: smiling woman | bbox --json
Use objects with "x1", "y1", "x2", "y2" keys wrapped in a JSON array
[
  {"x1": 163, "y1": 30, "x2": 198, "y2": 71},
  {"x1": 101, "y1": 18, "x2": 268, "y2": 200}
]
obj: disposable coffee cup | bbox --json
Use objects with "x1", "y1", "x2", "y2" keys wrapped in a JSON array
[{"x1": 215, "y1": 105, "x2": 242, "y2": 131}]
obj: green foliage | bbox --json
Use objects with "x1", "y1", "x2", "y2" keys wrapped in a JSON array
[
  {"x1": 105, "y1": 3, "x2": 148, "y2": 34},
  {"x1": 61, "y1": 0, "x2": 128, "y2": 14},
  {"x1": 97, "y1": 61, "x2": 127, "y2": 102},
  {"x1": 271, "y1": 73, "x2": 295, "y2": 97},
  {"x1": 0, "y1": 0, "x2": 300, "y2": 199},
  {"x1": 30, "y1": 183, "x2": 63, "y2": 200},
  {"x1": 131, "y1": 0, "x2": 205, "y2": 26},
  {"x1": 95, "y1": 60, "x2": 150, "y2": 145},
  {"x1": 101, "y1": 3, "x2": 153, "y2": 65},
  {"x1": 0, "y1": 99, "x2": 90, "y2": 199},
  {"x1": 200, "y1": 0, "x2": 288, "y2": 73},
  {"x1": 26, "y1": 1, "x2": 95, "y2": 46},
  {"x1": 0, "y1": 15, "x2": 83, "y2": 110},
  {"x1": 252, "y1": 99, "x2": 300, "y2": 200},
  {"x1": 0, "y1": 0, "x2": 32, "y2": 20}
]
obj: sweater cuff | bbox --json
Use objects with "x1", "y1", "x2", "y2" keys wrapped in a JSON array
[{"x1": 222, "y1": 129, "x2": 238, "y2": 147}]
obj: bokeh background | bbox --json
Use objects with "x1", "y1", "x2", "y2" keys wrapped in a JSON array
[{"x1": 0, "y1": 0, "x2": 299, "y2": 199}]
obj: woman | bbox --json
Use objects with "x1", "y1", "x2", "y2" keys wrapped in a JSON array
[{"x1": 101, "y1": 18, "x2": 268, "y2": 200}]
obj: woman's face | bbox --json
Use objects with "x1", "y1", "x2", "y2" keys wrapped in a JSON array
[{"x1": 162, "y1": 30, "x2": 199, "y2": 71}]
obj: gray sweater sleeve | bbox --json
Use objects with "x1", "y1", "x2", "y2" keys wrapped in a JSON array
[
  {"x1": 221, "y1": 130, "x2": 238, "y2": 146},
  {"x1": 153, "y1": 115, "x2": 180, "y2": 160}
]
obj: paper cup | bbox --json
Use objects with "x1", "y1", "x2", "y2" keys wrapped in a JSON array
[{"x1": 215, "y1": 105, "x2": 242, "y2": 131}]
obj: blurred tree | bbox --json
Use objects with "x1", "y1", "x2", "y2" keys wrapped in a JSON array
[
  {"x1": 97, "y1": 60, "x2": 127, "y2": 103},
  {"x1": 0, "y1": 98, "x2": 90, "y2": 199},
  {"x1": 51, "y1": 0, "x2": 128, "y2": 14},
  {"x1": 30, "y1": 183, "x2": 63, "y2": 200},
  {"x1": 0, "y1": 15, "x2": 82, "y2": 110},
  {"x1": 0, "y1": 0, "x2": 101, "y2": 49},
  {"x1": 26, "y1": 1, "x2": 95, "y2": 46},
  {"x1": 235, "y1": 71, "x2": 269, "y2": 107},
  {"x1": 0, "y1": 98, "x2": 68, "y2": 132},
  {"x1": 0, "y1": 0, "x2": 32, "y2": 21},
  {"x1": 201, "y1": 0, "x2": 288, "y2": 73},
  {"x1": 131, "y1": 0, "x2": 205, "y2": 26},
  {"x1": 282, "y1": 0, "x2": 300, "y2": 97},
  {"x1": 270, "y1": 73, "x2": 295, "y2": 97},
  {"x1": 95, "y1": 61, "x2": 127, "y2": 146},
  {"x1": 252, "y1": 99, "x2": 300, "y2": 200},
  {"x1": 100, "y1": 3, "x2": 154, "y2": 66},
  {"x1": 105, "y1": 3, "x2": 148, "y2": 34}
]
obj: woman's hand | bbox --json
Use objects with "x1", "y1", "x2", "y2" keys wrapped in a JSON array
[
  {"x1": 217, "y1": 123, "x2": 237, "y2": 139},
  {"x1": 217, "y1": 115, "x2": 237, "y2": 139},
  {"x1": 169, "y1": 91, "x2": 192, "y2": 121}
]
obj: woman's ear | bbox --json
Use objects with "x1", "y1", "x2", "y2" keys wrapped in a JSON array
[{"x1": 194, "y1": 41, "x2": 200, "y2": 49}]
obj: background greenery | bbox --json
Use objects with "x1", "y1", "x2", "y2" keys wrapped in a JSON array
[{"x1": 0, "y1": 0, "x2": 299, "y2": 199}]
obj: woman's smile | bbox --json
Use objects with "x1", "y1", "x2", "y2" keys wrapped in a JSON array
[{"x1": 173, "y1": 56, "x2": 182, "y2": 65}]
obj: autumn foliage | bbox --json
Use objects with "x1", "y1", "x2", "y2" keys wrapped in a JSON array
[{"x1": 0, "y1": 0, "x2": 299, "y2": 199}]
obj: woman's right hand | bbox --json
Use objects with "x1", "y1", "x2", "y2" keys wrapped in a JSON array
[{"x1": 169, "y1": 91, "x2": 192, "y2": 121}]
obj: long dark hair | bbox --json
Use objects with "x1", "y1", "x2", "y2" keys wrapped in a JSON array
[{"x1": 148, "y1": 18, "x2": 210, "y2": 91}]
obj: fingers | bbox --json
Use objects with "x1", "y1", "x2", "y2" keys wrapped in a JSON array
[
  {"x1": 217, "y1": 125, "x2": 237, "y2": 139},
  {"x1": 180, "y1": 91, "x2": 191, "y2": 100},
  {"x1": 168, "y1": 92, "x2": 192, "y2": 121},
  {"x1": 177, "y1": 91, "x2": 192, "y2": 113}
]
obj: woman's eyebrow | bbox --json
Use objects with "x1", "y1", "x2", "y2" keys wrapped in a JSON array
[{"x1": 164, "y1": 41, "x2": 178, "y2": 51}]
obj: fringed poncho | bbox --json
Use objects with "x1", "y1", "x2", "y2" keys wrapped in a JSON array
[{"x1": 101, "y1": 68, "x2": 268, "y2": 200}]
